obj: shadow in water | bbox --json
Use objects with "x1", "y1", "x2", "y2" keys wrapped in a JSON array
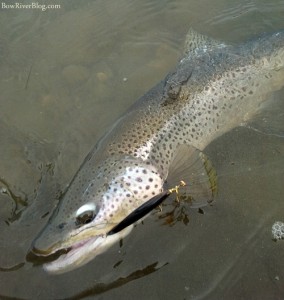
[
  {"x1": 0, "y1": 262, "x2": 167, "y2": 300},
  {"x1": 63, "y1": 262, "x2": 167, "y2": 300}
]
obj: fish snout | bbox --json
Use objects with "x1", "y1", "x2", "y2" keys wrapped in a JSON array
[
  {"x1": 29, "y1": 224, "x2": 66, "y2": 258},
  {"x1": 26, "y1": 244, "x2": 69, "y2": 266},
  {"x1": 31, "y1": 245, "x2": 51, "y2": 256}
]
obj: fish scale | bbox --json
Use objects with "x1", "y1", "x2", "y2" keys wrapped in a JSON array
[{"x1": 31, "y1": 29, "x2": 284, "y2": 273}]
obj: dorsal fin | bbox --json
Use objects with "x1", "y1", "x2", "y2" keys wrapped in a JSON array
[{"x1": 183, "y1": 28, "x2": 226, "y2": 56}]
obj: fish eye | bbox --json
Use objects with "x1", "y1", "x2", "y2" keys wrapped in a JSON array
[
  {"x1": 75, "y1": 203, "x2": 97, "y2": 226},
  {"x1": 76, "y1": 211, "x2": 94, "y2": 225}
]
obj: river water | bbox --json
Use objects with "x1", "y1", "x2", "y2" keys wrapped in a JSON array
[{"x1": 0, "y1": 0, "x2": 284, "y2": 299}]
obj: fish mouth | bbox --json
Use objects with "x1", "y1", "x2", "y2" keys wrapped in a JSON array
[
  {"x1": 29, "y1": 226, "x2": 134, "y2": 274},
  {"x1": 27, "y1": 246, "x2": 70, "y2": 265},
  {"x1": 29, "y1": 235, "x2": 103, "y2": 274}
]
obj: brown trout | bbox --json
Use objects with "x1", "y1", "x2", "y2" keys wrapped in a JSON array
[{"x1": 31, "y1": 29, "x2": 284, "y2": 273}]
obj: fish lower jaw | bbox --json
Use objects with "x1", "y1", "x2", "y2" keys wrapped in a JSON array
[
  {"x1": 43, "y1": 225, "x2": 134, "y2": 274},
  {"x1": 43, "y1": 235, "x2": 99, "y2": 274}
]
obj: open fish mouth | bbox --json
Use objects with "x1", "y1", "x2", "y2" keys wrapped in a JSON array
[
  {"x1": 41, "y1": 235, "x2": 103, "y2": 273},
  {"x1": 27, "y1": 235, "x2": 103, "y2": 273},
  {"x1": 27, "y1": 246, "x2": 70, "y2": 266},
  {"x1": 29, "y1": 225, "x2": 134, "y2": 274}
]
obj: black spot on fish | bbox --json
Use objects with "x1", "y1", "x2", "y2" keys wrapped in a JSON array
[{"x1": 58, "y1": 222, "x2": 66, "y2": 229}]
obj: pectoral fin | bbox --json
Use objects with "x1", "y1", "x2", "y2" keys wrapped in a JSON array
[
  {"x1": 108, "y1": 145, "x2": 217, "y2": 235},
  {"x1": 166, "y1": 144, "x2": 217, "y2": 208}
]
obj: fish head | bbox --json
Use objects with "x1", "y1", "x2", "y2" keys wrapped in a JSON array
[{"x1": 31, "y1": 155, "x2": 163, "y2": 273}]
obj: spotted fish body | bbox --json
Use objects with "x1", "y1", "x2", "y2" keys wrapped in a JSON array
[{"x1": 32, "y1": 30, "x2": 284, "y2": 273}]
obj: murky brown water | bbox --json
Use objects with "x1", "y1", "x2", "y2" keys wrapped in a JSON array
[{"x1": 0, "y1": 0, "x2": 284, "y2": 299}]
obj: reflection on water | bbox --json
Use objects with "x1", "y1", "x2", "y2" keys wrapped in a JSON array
[{"x1": 0, "y1": 0, "x2": 284, "y2": 299}]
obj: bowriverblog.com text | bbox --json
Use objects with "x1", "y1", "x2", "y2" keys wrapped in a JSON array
[{"x1": 1, "y1": 2, "x2": 61, "y2": 11}]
